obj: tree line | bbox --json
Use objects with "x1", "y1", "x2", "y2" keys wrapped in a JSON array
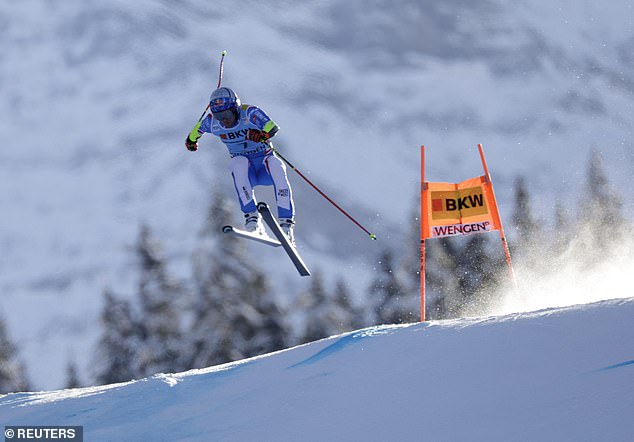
[{"x1": 0, "y1": 150, "x2": 629, "y2": 392}]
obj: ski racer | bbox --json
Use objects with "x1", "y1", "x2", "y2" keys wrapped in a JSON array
[{"x1": 185, "y1": 87, "x2": 295, "y2": 243}]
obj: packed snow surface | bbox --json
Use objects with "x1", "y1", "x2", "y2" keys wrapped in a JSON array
[{"x1": 2, "y1": 297, "x2": 633, "y2": 441}]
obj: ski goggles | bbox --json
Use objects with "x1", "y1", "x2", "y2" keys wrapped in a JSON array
[{"x1": 211, "y1": 108, "x2": 235, "y2": 121}]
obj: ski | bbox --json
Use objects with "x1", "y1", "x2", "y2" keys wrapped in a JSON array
[
  {"x1": 222, "y1": 225, "x2": 282, "y2": 247},
  {"x1": 257, "y1": 202, "x2": 311, "y2": 277}
]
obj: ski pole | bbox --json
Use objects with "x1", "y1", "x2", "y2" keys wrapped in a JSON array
[
  {"x1": 197, "y1": 50, "x2": 227, "y2": 122},
  {"x1": 269, "y1": 146, "x2": 377, "y2": 241}
]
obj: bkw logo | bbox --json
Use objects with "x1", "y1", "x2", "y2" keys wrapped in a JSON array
[
  {"x1": 435, "y1": 193, "x2": 484, "y2": 211},
  {"x1": 430, "y1": 186, "x2": 488, "y2": 219}
]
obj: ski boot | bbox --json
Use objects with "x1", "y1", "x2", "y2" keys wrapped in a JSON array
[
  {"x1": 280, "y1": 218, "x2": 295, "y2": 246},
  {"x1": 244, "y1": 211, "x2": 264, "y2": 235}
]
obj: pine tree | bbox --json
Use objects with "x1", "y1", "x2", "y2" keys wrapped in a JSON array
[
  {"x1": 333, "y1": 277, "x2": 366, "y2": 331},
  {"x1": 551, "y1": 201, "x2": 572, "y2": 258},
  {"x1": 511, "y1": 176, "x2": 539, "y2": 246},
  {"x1": 188, "y1": 190, "x2": 238, "y2": 368},
  {"x1": 576, "y1": 149, "x2": 624, "y2": 261},
  {"x1": 300, "y1": 271, "x2": 331, "y2": 342},
  {"x1": 400, "y1": 193, "x2": 424, "y2": 309},
  {"x1": 196, "y1": 194, "x2": 244, "y2": 362},
  {"x1": 187, "y1": 189, "x2": 287, "y2": 368},
  {"x1": 424, "y1": 237, "x2": 461, "y2": 319},
  {"x1": 0, "y1": 315, "x2": 29, "y2": 393},
  {"x1": 369, "y1": 250, "x2": 416, "y2": 325},
  {"x1": 65, "y1": 360, "x2": 81, "y2": 389},
  {"x1": 95, "y1": 289, "x2": 138, "y2": 385},
  {"x1": 134, "y1": 225, "x2": 185, "y2": 377},
  {"x1": 239, "y1": 272, "x2": 288, "y2": 358},
  {"x1": 425, "y1": 234, "x2": 504, "y2": 319},
  {"x1": 300, "y1": 271, "x2": 361, "y2": 343},
  {"x1": 511, "y1": 176, "x2": 542, "y2": 270},
  {"x1": 456, "y1": 234, "x2": 504, "y2": 317}
]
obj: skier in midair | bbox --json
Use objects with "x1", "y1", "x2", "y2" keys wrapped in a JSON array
[{"x1": 185, "y1": 87, "x2": 295, "y2": 243}]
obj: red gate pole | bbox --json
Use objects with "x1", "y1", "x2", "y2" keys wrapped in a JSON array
[
  {"x1": 420, "y1": 145, "x2": 428, "y2": 322},
  {"x1": 477, "y1": 144, "x2": 519, "y2": 292}
]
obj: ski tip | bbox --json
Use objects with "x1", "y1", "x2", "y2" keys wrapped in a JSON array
[
  {"x1": 222, "y1": 225, "x2": 233, "y2": 233},
  {"x1": 257, "y1": 202, "x2": 269, "y2": 211}
]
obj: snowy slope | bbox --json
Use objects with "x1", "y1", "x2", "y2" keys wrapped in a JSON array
[
  {"x1": 1, "y1": 0, "x2": 633, "y2": 389},
  {"x1": 2, "y1": 297, "x2": 633, "y2": 441}
]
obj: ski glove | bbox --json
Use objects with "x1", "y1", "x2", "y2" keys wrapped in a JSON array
[
  {"x1": 185, "y1": 137, "x2": 198, "y2": 152},
  {"x1": 246, "y1": 129, "x2": 271, "y2": 143}
]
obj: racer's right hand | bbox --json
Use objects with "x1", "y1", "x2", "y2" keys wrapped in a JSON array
[{"x1": 185, "y1": 137, "x2": 198, "y2": 152}]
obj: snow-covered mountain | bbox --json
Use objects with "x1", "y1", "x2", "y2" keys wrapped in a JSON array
[
  {"x1": 1, "y1": 0, "x2": 633, "y2": 389},
  {"x1": 2, "y1": 297, "x2": 633, "y2": 441}
]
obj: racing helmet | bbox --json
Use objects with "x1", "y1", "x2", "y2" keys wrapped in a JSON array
[{"x1": 209, "y1": 87, "x2": 240, "y2": 125}]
